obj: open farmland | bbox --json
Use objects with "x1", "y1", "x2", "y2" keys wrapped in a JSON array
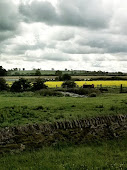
[
  {"x1": 6, "y1": 80, "x2": 127, "y2": 88},
  {"x1": 0, "y1": 92, "x2": 127, "y2": 128},
  {"x1": 75, "y1": 80, "x2": 127, "y2": 88},
  {"x1": 46, "y1": 80, "x2": 127, "y2": 88},
  {"x1": 0, "y1": 138, "x2": 127, "y2": 169},
  {"x1": 0, "y1": 92, "x2": 127, "y2": 169}
]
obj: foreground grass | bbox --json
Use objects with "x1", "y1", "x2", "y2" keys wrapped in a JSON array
[
  {"x1": 0, "y1": 138, "x2": 127, "y2": 169},
  {"x1": 0, "y1": 92, "x2": 127, "y2": 127}
]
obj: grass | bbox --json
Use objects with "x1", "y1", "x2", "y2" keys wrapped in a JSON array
[
  {"x1": 0, "y1": 92, "x2": 127, "y2": 127},
  {"x1": 0, "y1": 91, "x2": 127, "y2": 169},
  {"x1": 0, "y1": 138, "x2": 127, "y2": 169}
]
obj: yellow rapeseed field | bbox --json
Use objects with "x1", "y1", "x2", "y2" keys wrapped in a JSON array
[
  {"x1": 7, "y1": 80, "x2": 127, "y2": 88},
  {"x1": 45, "y1": 81, "x2": 63, "y2": 88},
  {"x1": 75, "y1": 81, "x2": 127, "y2": 88},
  {"x1": 45, "y1": 81, "x2": 127, "y2": 88}
]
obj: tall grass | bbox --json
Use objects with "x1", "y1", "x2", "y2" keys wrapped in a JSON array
[
  {"x1": 0, "y1": 92, "x2": 127, "y2": 128},
  {"x1": 0, "y1": 138, "x2": 127, "y2": 169}
]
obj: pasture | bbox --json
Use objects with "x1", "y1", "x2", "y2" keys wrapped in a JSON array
[
  {"x1": 0, "y1": 92, "x2": 127, "y2": 169},
  {"x1": 0, "y1": 92, "x2": 127, "y2": 128},
  {"x1": 0, "y1": 138, "x2": 127, "y2": 169}
]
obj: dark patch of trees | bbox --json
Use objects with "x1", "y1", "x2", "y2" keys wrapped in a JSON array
[
  {"x1": 11, "y1": 78, "x2": 31, "y2": 92},
  {"x1": 56, "y1": 73, "x2": 72, "y2": 81},
  {"x1": 0, "y1": 66, "x2": 7, "y2": 76},
  {"x1": 62, "y1": 81, "x2": 76, "y2": 88},
  {"x1": 32, "y1": 78, "x2": 47, "y2": 91},
  {"x1": 0, "y1": 78, "x2": 9, "y2": 91},
  {"x1": 55, "y1": 70, "x2": 62, "y2": 76},
  {"x1": 35, "y1": 70, "x2": 41, "y2": 76}
]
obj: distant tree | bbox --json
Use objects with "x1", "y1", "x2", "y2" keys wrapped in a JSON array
[
  {"x1": 14, "y1": 72, "x2": 20, "y2": 76},
  {"x1": 62, "y1": 81, "x2": 76, "y2": 88},
  {"x1": 32, "y1": 78, "x2": 47, "y2": 91},
  {"x1": 11, "y1": 78, "x2": 31, "y2": 92},
  {"x1": 0, "y1": 78, "x2": 9, "y2": 91},
  {"x1": 35, "y1": 70, "x2": 41, "y2": 76},
  {"x1": 55, "y1": 70, "x2": 62, "y2": 76},
  {"x1": 13, "y1": 68, "x2": 18, "y2": 71},
  {"x1": 0, "y1": 66, "x2": 7, "y2": 76},
  {"x1": 62, "y1": 74, "x2": 71, "y2": 81}
]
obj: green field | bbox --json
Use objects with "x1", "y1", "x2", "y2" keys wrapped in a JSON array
[
  {"x1": 0, "y1": 92, "x2": 127, "y2": 169},
  {"x1": 0, "y1": 92, "x2": 127, "y2": 128},
  {"x1": 0, "y1": 138, "x2": 127, "y2": 169}
]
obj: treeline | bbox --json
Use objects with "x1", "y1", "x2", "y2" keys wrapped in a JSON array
[
  {"x1": 0, "y1": 78, "x2": 47, "y2": 92},
  {"x1": 0, "y1": 77, "x2": 77, "y2": 92},
  {"x1": 0, "y1": 66, "x2": 127, "y2": 77},
  {"x1": 90, "y1": 76, "x2": 127, "y2": 81}
]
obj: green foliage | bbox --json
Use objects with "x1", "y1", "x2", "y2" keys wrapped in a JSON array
[
  {"x1": 55, "y1": 70, "x2": 62, "y2": 76},
  {"x1": 0, "y1": 138, "x2": 127, "y2": 169},
  {"x1": 35, "y1": 70, "x2": 41, "y2": 76},
  {"x1": 0, "y1": 93, "x2": 127, "y2": 127},
  {"x1": 0, "y1": 66, "x2": 7, "y2": 76},
  {"x1": 62, "y1": 81, "x2": 76, "y2": 88},
  {"x1": 35, "y1": 89, "x2": 64, "y2": 97},
  {"x1": 64, "y1": 87, "x2": 100, "y2": 95},
  {"x1": 0, "y1": 78, "x2": 9, "y2": 91},
  {"x1": 32, "y1": 78, "x2": 47, "y2": 91},
  {"x1": 89, "y1": 92, "x2": 97, "y2": 97},
  {"x1": 10, "y1": 78, "x2": 31, "y2": 92},
  {"x1": 61, "y1": 74, "x2": 71, "y2": 81}
]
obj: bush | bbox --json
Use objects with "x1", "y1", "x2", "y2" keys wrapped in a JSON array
[
  {"x1": 64, "y1": 88, "x2": 100, "y2": 96},
  {"x1": 89, "y1": 93, "x2": 97, "y2": 97},
  {"x1": 0, "y1": 78, "x2": 9, "y2": 91},
  {"x1": 62, "y1": 81, "x2": 76, "y2": 88},
  {"x1": 35, "y1": 89, "x2": 64, "y2": 97},
  {"x1": 35, "y1": 70, "x2": 41, "y2": 76},
  {"x1": 32, "y1": 78, "x2": 47, "y2": 91},
  {"x1": 10, "y1": 78, "x2": 31, "y2": 92},
  {"x1": 0, "y1": 66, "x2": 7, "y2": 76}
]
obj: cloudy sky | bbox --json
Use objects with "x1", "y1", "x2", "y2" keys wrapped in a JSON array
[{"x1": 0, "y1": 0, "x2": 127, "y2": 72}]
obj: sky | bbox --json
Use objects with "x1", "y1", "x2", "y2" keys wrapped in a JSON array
[{"x1": 0, "y1": 0, "x2": 127, "y2": 72}]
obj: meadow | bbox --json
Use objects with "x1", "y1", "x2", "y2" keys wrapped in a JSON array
[
  {"x1": 1, "y1": 79, "x2": 127, "y2": 169},
  {"x1": 0, "y1": 138, "x2": 127, "y2": 169},
  {"x1": 0, "y1": 91, "x2": 127, "y2": 169},
  {"x1": 0, "y1": 92, "x2": 127, "y2": 128}
]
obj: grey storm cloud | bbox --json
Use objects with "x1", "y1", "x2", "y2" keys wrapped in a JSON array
[
  {"x1": 23, "y1": 51, "x2": 71, "y2": 62},
  {"x1": 76, "y1": 31, "x2": 127, "y2": 55},
  {"x1": 42, "y1": 52, "x2": 71, "y2": 61},
  {"x1": 0, "y1": 0, "x2": 20, "y2": 42},
  {"x1": 19, "y1": 1, "x2": 58, "y2": 24},
  {"x1": 19, "y1": 0, "x2": 112, "y2": 29},
  {"x1": 0, "y1": 0, "x2": 127, "y2": 72}
]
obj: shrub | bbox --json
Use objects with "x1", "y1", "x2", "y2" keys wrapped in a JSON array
[
  {"x1": 32, "y1": 78, "x2": 47, "y2": 91},
  {"x1": 0, "y1": 78, "x2": 9, "y2": 91},
  {"x1": 64, "y1": 88, "x2": 100, "y2": 96},
  {"x1": 10, "y1": 78, "x2": 31, "y2": 92},
  {"x1": 35, "y1": 89, "x2": 64, "y2": 97},
  {"x1": 61, "y1": 74, "x2": 71, "y2": 81},
  {"x1": 62, "y1": 81, "x2": 76, "y2": 88},
  {"x1": 0, "y1": 66, "x2": 7, "y2": 76},
  {"x1": 89, "y1": 93, "x2": 97, "y2": 97}
]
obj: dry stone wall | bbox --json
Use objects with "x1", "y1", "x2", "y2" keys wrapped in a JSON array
[{"x1": 0, "y1": 114, "x2": 127, "y2": 153}]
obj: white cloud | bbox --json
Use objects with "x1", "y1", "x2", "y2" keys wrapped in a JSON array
[{"x1": 0, "y1": 0, "x2": 127, "y2": 72}]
